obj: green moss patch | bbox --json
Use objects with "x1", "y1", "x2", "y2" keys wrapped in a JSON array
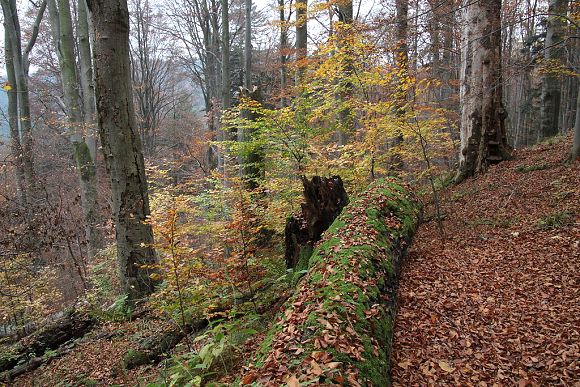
[{"x1": 239, "y1": 178, "x2": 421, "y2": 386}]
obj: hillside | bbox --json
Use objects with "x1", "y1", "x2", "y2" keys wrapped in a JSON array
[
  {"x1": 5, "y1": 137, "x2": 579, "y2": 386},
  {"x1": 392, "y1": 137, "x2": 579, "y2": 385}
]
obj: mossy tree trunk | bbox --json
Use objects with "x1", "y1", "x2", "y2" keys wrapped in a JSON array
[
  {"x1": 242, "y1": 179, "x2": 421, "y2": 385},
  {"x1": 87, "y1": 0, "x2": 159, "y2": 303},
  {"x1": 48, "y1": 0, "x2": 102, "y2": 262}
]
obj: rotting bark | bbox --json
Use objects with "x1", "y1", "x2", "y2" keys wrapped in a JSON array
[{"x1": 284, "y1": 176, "x2": 349, "y2": 269}]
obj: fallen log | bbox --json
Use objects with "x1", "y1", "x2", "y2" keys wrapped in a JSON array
[
  {"x1": 241, "y1": 178, "x2": 421, "y2": 385},
  {"x1": 0, "y1": 306, "x2": 94, "y2": 381},
  {"x1": 284, "y1": 176, "x2": 349, "y2": 269}
]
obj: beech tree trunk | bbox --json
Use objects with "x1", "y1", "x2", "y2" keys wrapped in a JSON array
[
  {"x1": 570, "y1": 90, "x2": 580, "y2": 160},
  {"x1": 77, "y1": 0, "x2": 98, "y2": 160},
  {"x1": 279, "y1": 0, "x2": 288, "y2": 106},
  {"x1": 3, "y1": 28, "x2": 27, "y2": 207},
  {"x1": 335, "y1": 0, "x2": 353, "y2": 146},
  {"x1": 457, "y1": 0, "x2": 510, "y2": 181},
  {"x1": 0, "y1": 0, "x2": 46, "y2": 205},
  {"x1": 86, "y1": 0, "x2": 158, "y2": 302},
  {"x1": 295, "y1": 0, "x2": 307, "y2": 84},
  {"x1": 539, "y1": 0, "x2": 568, "y2": 139},
  {"x1": 48, "y1": 0, "x2": 102, "y2": 261}
]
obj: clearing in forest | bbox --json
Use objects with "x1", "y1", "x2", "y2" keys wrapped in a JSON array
[{"x1": 391, "y1": 138, "x2": 579, "y2": 385}]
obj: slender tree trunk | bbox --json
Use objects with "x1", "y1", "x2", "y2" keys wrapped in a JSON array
[
  {"x1": 570, "y1": 90, "x2": 580, "y2": 160},
  {"x1": 336, "y1": 0, "x2": 353, "y2": 146},
  {"x1": 48, "y1": 0, "x2": 102, "y2": 261},
  {"x1": 244, "y1": 0, "x2": 252, "y2": 90},
  {"x1": 0, "y1": 0, "x2": 45, "y2": 200},
  {"x1": 457, "y1": 0, "x2": 510, "y2": 181},
  {"x1": 279, "y1": 0, "x2": 288, "y2": 106},
  {"x1": 539, "y1": 0, "x2": 568, "y2": 139},
  {"x1": 221, "y1": 0, "x2": 231, "y2": 110},
  {"x1": 3, "y1": 27, "x2": 27, "y2": 207},
  {"x1": 86, "y1": 0, "x2": 158, "y2": 302},
  {"x1": 77, "y1": 0, "x2": 98, "y2": 160},
  {"x1": 295, "y1": 0, "x2": 307, "y2": 84}
]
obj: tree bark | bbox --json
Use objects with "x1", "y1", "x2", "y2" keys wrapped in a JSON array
[
  {"x1": 295, "y1": 0, "x2": 307, "y2": 84},
  {"x1": 570, "y1": 89, "x2": 580, "y2": 160},
  {"x1": 77, "y1": 0, "x2": 98, "y2": 160},
  {"x1": 3, "y1": 27, "x2": 27, "y2": 207},
  {"x1": 335, "y1": 0, "x2": 353, "y2": 146},
  {"x1": 86, "y1": 0, "x2": 158, "y2": 302},
  {"x1": 539, "y1": 0, "x2": 568, "y2": 139},
  {"x1": 456, "y1": 0, "x2": 510, "y2": 181},
  {"x1": 0, "y1": 0, "x2": 46, "y2": 203},
  {"x1": 284, "y1": 176, "x2": 348, "y2": 269},
  {"x1": 48, "y1": 0, "x2": 102, "y2": 261},
  {"x1": 279, "y1": 0, "x2": 288, "y2": 106}
]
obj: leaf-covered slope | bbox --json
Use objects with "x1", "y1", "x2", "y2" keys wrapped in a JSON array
[
  {"x1": 240, "y1": 179, "x2": 421, "y2": 386},
  {"x1": 392, "y1": 137, "x2": 580, "y2": 385}
]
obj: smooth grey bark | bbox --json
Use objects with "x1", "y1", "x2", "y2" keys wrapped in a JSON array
[
  {"x1": 0, "y1": 0, "x2": 46, "y2": 201},
  {"x1": 279, "y1": 0, "x2": 288, "y2": 106},
  {"x1": 47, "y1": 0, "x2": 102, "y2": 261},
  {"x1": 221, "y1": 0, "x2": 231, "y2": 110},
  {"x1": 539, "y1": 0, "x2": 568, "y2": 139},
  {"x1": 457, "y1": 0, "x2": 510, "y2": 181},
  {"x1": 295, "y1": 0, "x2": 307, "y2": 84},
  {"x1": 244, "y1": 0, "x2": 252, "y2": 90},
  {"x1": 3, "y1": 27, "x2": 27, "y2": 207},
  {"x1": 77, "y1": 0, "x2": 98, "y2": 160},
  {"x1": 570, "y1": 89, "x2": 580, "y2": 160},
  {"x1": 86, "y1": 0, "x2": 158, "y2": 302}
]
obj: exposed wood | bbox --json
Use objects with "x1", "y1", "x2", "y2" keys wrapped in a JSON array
[{"x1": 284, "y1": 176, "x2": 349, "y2": 269}]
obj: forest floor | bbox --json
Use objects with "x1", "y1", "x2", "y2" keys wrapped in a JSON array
[
  {"x1": 391, "y1": 137, "x2": 579, "y2": 386},
  {"x1": 9, "y1": 138, "x2": 579, "y2": 386}
]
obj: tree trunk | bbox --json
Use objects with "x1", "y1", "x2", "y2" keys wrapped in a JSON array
[
  {"x1": 335, "y1": 0, "x2": 353, "y2": 146},
  {"x1": 456, "y1": 0, "x2": 510, "y2": 181},
  {"x1": 86, "y1": 0, "x2": 158, "y2": 303},
  {"x1": 279, "y1": 0, "x2": 288, "y2": 106},
  {"x1": 48, "y1": 0, "x2": 102, "y2": 261},
  {"x1": 295, "y1": 0, "x2": 307, "y2": 84},
  {"x1": 570, "y1": 89, "x2": 580, "y2": 160},
  {"x1": 3, "y1": 27, "x2": 27, "y2": 207},
  {"x1": 221, "y1": 0, "x2": 231, "y2": 110},
  {"x1": 77, "y1": 0, "x2": 98, "y2": 160},
  {"x1": 284, "y1": 176, "x2": 348, "y2": 269},
  {"x1": 244, "y1": 0, "x2": 252, "y2": 90},
  {"x1": 391, "y1": 0, "x2": 409, "y2": 170},
  {"x1": 539, "y1": 0, "x2": 568, "y2": 139},
  {"x1": 0, "y1": 0, "x2": 45, "y2": 203}
]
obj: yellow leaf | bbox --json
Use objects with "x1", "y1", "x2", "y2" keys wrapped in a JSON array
[
  {"x1": 286, "y1": 374, "x2": 299, "y2": 387},
  {"x1": 438, "y1": 360, "x2": 455, "y2": 373},
  {"x1": 2, "y1": 82, "x2": 12, "y2": 91}
]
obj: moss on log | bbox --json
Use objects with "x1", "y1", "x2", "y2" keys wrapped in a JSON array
[{"x1": 240, "y1": 179, "x2": 421, "y2": 386}]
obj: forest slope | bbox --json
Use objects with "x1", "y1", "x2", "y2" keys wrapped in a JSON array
[{"x1": 392, "y1": 137, "x2": 579, "y2": 385}]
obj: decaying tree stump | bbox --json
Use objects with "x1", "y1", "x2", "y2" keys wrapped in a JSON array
[{"x1": 284, "y1": 176, "x2": 348, "y2": 269}]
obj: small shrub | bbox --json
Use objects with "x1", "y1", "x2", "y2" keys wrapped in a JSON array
[{"x1": 538, "y1": 211, "x2": 573, "y2": 230}]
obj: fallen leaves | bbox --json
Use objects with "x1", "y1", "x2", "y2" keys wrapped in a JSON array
[{"x1": 391, "y1": 139, "x2": 580, "y2": 385}]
